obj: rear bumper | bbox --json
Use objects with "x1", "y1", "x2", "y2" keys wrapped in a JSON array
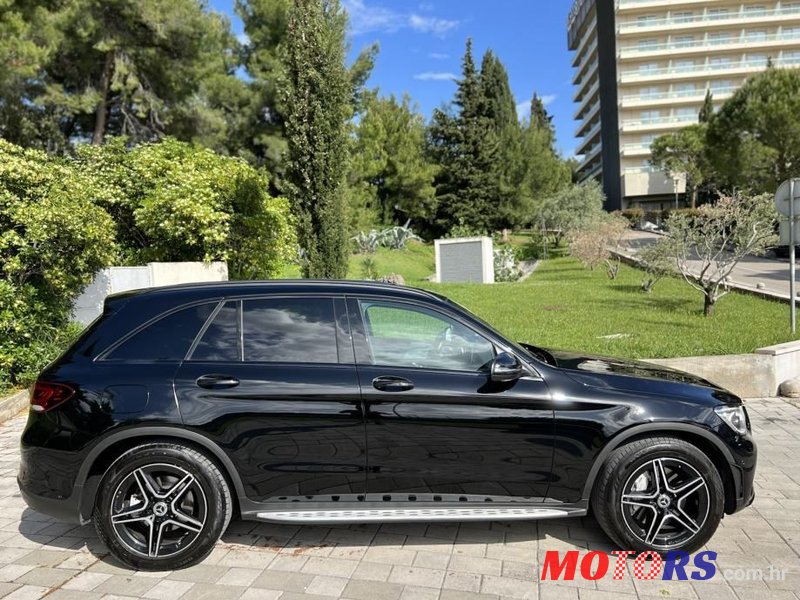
[{"x1": 17, "y1": 479, "x2": 84, "y2": 524}]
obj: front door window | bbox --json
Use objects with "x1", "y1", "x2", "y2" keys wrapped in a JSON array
[{"x1": 359, "y1": 301, "x2": 494, "y2": 372}]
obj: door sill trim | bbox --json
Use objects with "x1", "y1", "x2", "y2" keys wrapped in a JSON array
[{"x1": 251, "y1": 505, "x2": 586, "y2": 524}]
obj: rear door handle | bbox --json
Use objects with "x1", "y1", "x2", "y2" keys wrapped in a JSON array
[
  {"x1": 196, "y1": 374, "x2": 240, "y2": 390},
  {"x1": 372, "y1": 376, "x2": 414, "y2": 392}
]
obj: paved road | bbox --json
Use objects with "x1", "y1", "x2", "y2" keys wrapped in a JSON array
[
  {"x1": 622, "y1": 231, "x2": 797, "y2": 302},
  {"x1": 0, "y1": 400, "x2": 799, "y2": 599}
]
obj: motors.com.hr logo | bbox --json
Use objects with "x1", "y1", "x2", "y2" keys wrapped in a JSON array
[{"x1": 540, "y1": 550, "x2": 788, "y2": 582}]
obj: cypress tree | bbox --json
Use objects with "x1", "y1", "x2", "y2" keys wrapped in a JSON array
[
  {"x1": 699, "y1": 89, "x2": 714, "y2": 123},
  {"x1": 282, "y1": 0, "x2": 351, "y2": 278}
]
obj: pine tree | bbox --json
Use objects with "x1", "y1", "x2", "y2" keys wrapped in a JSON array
[
  {"x1": 430, "y1": 39, "x2": 500, "y2": 234},
  {"x1": 282, "y1": 0, "x2": 351, "y2": 278}
]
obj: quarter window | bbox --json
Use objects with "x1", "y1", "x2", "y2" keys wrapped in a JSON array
[
  {"x1": 359, "y1": 301, "x2": 494, "y2": 372},
  {"x1": 106, "y1": 303, "x2": 216, "y2": 361},
  {"x1": 242, "y1": 298, "x2": 338, "y2": 364}
]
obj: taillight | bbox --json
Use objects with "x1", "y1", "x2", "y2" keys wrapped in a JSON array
[{"x1": 31, "y1": 381, "x2": 76, "y2": 413}]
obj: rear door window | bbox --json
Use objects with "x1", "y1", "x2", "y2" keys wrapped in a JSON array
[
  {"x1": 242, "y1": 297, "x2": 338, "y2": 364},
  {"x1": 105, "y1": 303, "x2": 216, "y2": 361}
]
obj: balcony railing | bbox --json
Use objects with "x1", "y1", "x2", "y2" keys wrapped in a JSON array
[
  {"x1": 619, "y1": 31, "x2": 800, "y2": 55},
  {"x1": 621, "y1": 114, "x2": 699, "y2": 129},
  {"x1": 620, "y1": 56, "x2": 800, "y2": 79},
  {"x1": 618, "y1": 6, "x2": 800, "y2": 32},
  {"x1": 620, "y1": 86, "x2": 736, "y2": 103}
]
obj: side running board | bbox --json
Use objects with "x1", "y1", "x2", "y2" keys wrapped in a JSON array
[{"x1": 255, "y1": 506, "x2": 586, "y2": 524}]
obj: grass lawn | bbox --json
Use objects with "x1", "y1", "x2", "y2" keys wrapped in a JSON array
[
  {"x1": 279, "y1": 242, "x2": 798, "y2": 358},
  {"x1": 428, "y1": 258, "x2": 798, "y2": 359},
  {"x1": 279, "y1": 241, "x2": 435, "y2": 282}
]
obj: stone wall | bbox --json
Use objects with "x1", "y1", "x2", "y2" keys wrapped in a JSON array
[{"x1": 648, "y1": 340, "x2": 800, "y2": 398}]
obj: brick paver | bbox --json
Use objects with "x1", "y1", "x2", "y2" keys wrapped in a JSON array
[{"x1": 0, "y1": 399, "x2": 798, "y2": 599}]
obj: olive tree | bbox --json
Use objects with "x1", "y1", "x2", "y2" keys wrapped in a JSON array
[
  {"x1": 655, "y1": 193, "x2": 778, "y2": 316},
  {"x1": 568, "y1": 213, "x2": 630, "y2": 280}
]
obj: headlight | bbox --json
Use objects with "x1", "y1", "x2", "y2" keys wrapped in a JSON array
[{"x1": 714, "y1": 405, "x2": 749, "y2": 435}]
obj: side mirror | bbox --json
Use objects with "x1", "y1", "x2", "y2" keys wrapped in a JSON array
[{"x1": 491, "y1": 352, "x2": 524, "y2": 383}]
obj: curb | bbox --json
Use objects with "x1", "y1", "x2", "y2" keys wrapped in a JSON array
[{"x1": 0, "y1": 390, "x2": 28, "y2": 424}]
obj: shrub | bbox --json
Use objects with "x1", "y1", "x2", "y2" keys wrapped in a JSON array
[
  {"x1": 494, "y1": 247, "x2": 521, "y2": 282},
  {"x1": 0, "y1": 140, "x2": 118, "y2": 387},
  {"x1": 620, "y1": 208, "x2": 644, "y2": 228},
  {"x1": 76, "y1": 137, "x2": 296, "y2": 279}
]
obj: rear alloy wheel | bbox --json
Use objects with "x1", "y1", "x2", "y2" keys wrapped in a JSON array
[
  {"x1": 95, "y1": 443, "x2": 232, "y2": 570},
  {"x1": 592, "y1": 437, "x2": 724, "y2": 554}
]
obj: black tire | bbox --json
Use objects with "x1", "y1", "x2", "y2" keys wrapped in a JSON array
[
  {"x1": 94, "y1": 443, "x2": 232, "y2": 570},
  {"x1": 591, "y1": 437, "x2": 724, "y2": 555}
]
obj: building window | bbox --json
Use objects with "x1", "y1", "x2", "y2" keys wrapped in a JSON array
[
  {"x1": 782, "y1": 51, "x2": 800, "y2": 64},
  {"x1": 782, "y1": 26, "x2": 800, "y2": 39},
  {"x1": 640, "y1": 134, "x2": 657, "y2": 145},
  {"x1": 639, "y1": 86, "x2": 660, "y2": 99},
  {"x1": 638, "y1": 39, "x2": 659, "y2": 51},
  {"x1": 708, "y1": 8, "x2": 731, "y2": 20},
  {"x1": 638, "y1": 62, "x2": 660, "y2": 74},
  {"x1": 674, "y1": 59, "x2": 695, "y2": 73},
  {"x1": 710, "y1": 79, "x2": 733, "y2": 92},
  {"x1": 640, "y1": 110, "x2": 661, "y2": 123},
  {"x1": 673, "y1": 11, "x2": 694, "y2": 23},
  {"x1": 708, "y1": 32, "x2": 733, "y2": 45},
  {"x1": 784, "y1": 2, "x2": 800, "y2": 14},
  {"x1": 742, "y1": 5, "x2": 767, "y2": 16},
  {"x1": 709, "y1": 56, "x2": 733, "y2": 70},
  {"x1": 637, "y1": 14, "x2": 658, "y2": 27},
  {"x1": 747, "y1": 53, "x2": 769, "y2": 66},
  {"x1": 745, "y1": 30, "x2": 768, "y2": 42},
  {"x1": 674, "y1": 83, "x2": 697, "y2": 97},
  {"x1": 676, "y1": 107, "x2": 698, "y2": 119},
  {"x1": 673, "y1": 35, "x2": 695, "y2": 48}
]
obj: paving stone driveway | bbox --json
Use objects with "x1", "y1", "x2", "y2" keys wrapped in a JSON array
[{"x1": 0, "y1": 398, "x2": 798, "y2": 600}]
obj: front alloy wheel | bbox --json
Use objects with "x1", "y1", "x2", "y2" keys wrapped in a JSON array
[
  {"x1": 592, "y1": 437, "x2": 724, "y2": 554},
  {"x1": 621, "y1": 457, "x2": 710, "y2": 549},
  {"x1": 95, "y1": 443, "x2": 232, "y2": 570}
]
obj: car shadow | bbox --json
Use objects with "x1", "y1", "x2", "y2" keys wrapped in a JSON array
[{"x1": 18, "y1": 507, "x2": 617, "y2": 569}]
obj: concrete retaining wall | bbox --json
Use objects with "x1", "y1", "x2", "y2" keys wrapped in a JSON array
[
  {"x1": 0, "y1": 390, "x2": 28, "y2": 424},
  {"x1": 648, "y1": 340, "x2": 800, "y2": 398},
  {"x1": 72, "y1": 262, "x2": 228, "y2": 325}
]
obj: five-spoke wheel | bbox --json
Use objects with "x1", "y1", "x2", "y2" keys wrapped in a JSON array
[
  {"x1": 592, "y1": 437, "x2": 724, "y2": 554},
  {"x1": 95, "y1": 443, "x2": 232, "y2": 570},
  {"x1": 620, "y1": 457, "x2": 710, "y2": 549}
]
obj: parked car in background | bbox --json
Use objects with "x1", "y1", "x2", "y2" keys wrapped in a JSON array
[{"x1": 18, "y1": 281, "x2": 756, "y2": 570}]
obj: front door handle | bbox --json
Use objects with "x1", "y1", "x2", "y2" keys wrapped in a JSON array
[
  {"x1": 196, "y1": 374, "x2": 240, "y2": 390},
  {"x1": 372, "y1": 376, "x2": 414, "y2": 392}
]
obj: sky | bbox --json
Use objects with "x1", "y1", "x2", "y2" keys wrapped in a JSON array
[{"x1": 209, "y1": 0, "x2": 577, "y2": 156}]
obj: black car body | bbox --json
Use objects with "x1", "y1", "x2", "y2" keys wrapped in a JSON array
[{"x1": 18, "y1": 280, "x2": 756, "y2": 569}]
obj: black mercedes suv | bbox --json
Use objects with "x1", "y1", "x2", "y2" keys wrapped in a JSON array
[{"x1": 18, "y1": 280, "x2": 756, "y2": 570}]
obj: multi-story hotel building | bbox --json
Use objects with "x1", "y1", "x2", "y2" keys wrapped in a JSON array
[{"x1": 569, "y1": 0, "x2": 800, "y2": 210}]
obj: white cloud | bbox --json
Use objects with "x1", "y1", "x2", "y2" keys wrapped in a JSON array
[
  {"x1": 342, "y1": 0, "x2": 404, "y2": 35},
  {"x1": 409, "y1": 14, "x2": 459, "y2": 37},
  {"x1": 414, "y1": 71, "x2": 457, "y2": 81},
  {"x1": 342, "y1": 0, "x2": 459, "y2": 37},
  {"x1": 428, "y1": 52, "x2": 450, "y2": 60},
  {"x1": 541, "y1": 94, "x2": 557, "y2": 106},
  {"x1": 237, "y1": 32, "x2": 250, "y2": 45}
]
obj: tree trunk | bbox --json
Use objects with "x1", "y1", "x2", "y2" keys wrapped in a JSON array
[
  {"x1": 691, "y1": 187, "x2": 698, "y2": 209},
  {"x1": 92, "y1": 50, "x2": 115, "y2": 145},
  {"x1": 703, "y1": 293, "x2": 715, "y2": 316}
]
